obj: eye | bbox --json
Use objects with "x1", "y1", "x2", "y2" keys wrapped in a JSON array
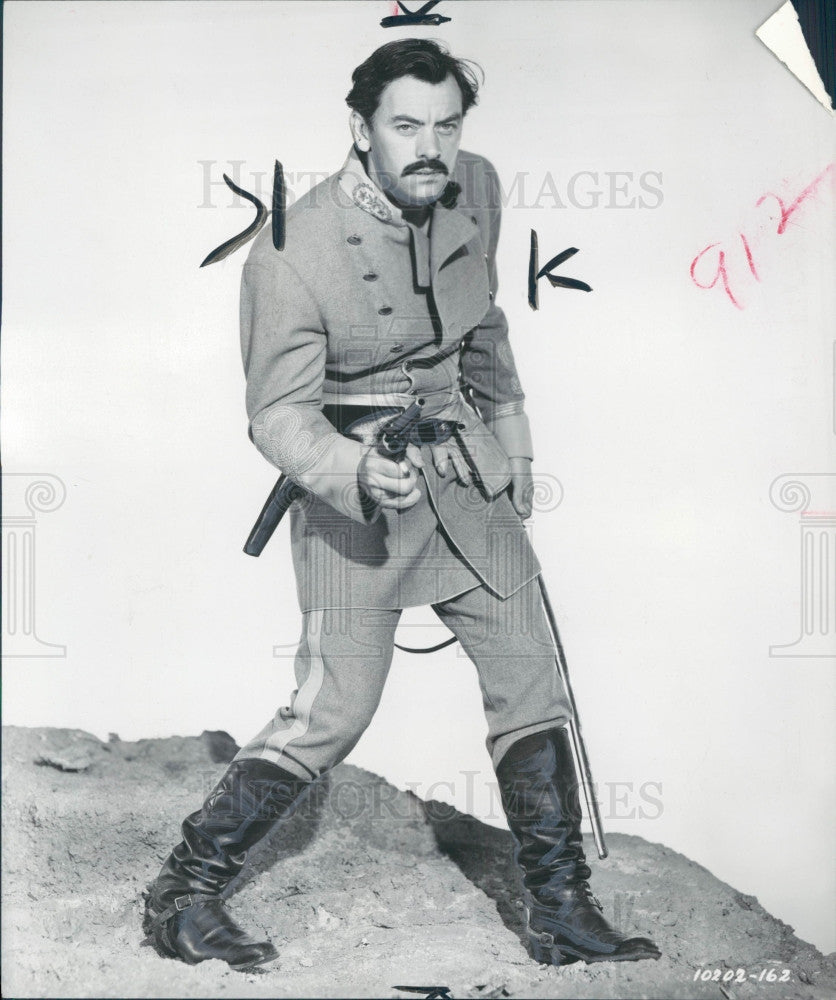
[
  {"x1": 396, "y1": 123, "x2": 417, "y2": 134},
  {"x1": 437, "y1": 122, "x2": 459, "y2": 135}
]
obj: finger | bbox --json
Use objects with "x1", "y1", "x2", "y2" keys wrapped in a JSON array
[
  {"x1": 513, "y1": 495, "x2": 533, "y2": 519},
  {"x1": 370, "y1": 472, "x2": 418, "y2": 496},
  {"x1": 448, "y1": 447, "x2": 472, "y2": 486},
  {"x1": 511, "y1": 475, "x2": 533, "y2": 518},
  {"x1": 365, "y1": 454, "x2": 417, "y2": 486},
  {"x1": 375, "y1": 485, "x2": 422, "y2": 509},
  {"x1": 430, "y1": 443, "x2": 449, "y2": 476},
  {"x1": 368, "y1": 464, "x2": 419, "y2": 495},
  {"x1": 405, "y1": 443, "x2": 424, "y2": 469},
  {"x1": 366, "y1": 453, "x2": 416, "y2": 480}
]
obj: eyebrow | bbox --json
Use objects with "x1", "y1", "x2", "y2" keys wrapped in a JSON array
[{"x1": 389, "y1": 113, "x2": 462, "y2": 125}]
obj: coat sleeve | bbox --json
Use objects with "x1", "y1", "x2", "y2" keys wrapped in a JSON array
[
  {"x1": 459, "y1": 158, "x2": 534, "y2": 461},
  {"x1": 240, "y1": 255, "x2": 370, "y2": 523}
]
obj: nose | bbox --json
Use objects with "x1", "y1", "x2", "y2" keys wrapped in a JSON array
[{"x1": 415, "y1": 125, "x2": 441, "y2": 161}]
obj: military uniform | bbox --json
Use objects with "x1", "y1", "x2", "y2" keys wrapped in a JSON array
[
  {"x1": 146, "y1": 145, "x2": 660, "y2": 977},
  {"x1": 240, "y1": 147, "x2": 540, "y2": 611},
  {"x1": 232, "y1": 146, "x2": 572, "y2": 777}
]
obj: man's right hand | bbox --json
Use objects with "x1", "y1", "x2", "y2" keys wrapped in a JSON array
[{"x1": 358, "y1": 448, "x2": 422, "y2": 510}]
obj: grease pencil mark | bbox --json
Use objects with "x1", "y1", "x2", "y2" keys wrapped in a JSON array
[
  {"x1": 756, "y1": 163, "x2": 835, "y2": 234},
  {"x1": 689, "y1": 163, "x2": 834, "y2": 309},
  {"x1": 272, "y1": 160, "x2": 286, "y2": 252},
  {"x1": 381, "y1": 1, "x2": 452, "y2": 29},
  {"x1": 201, "y1": 161, "x2": 285, "y2": 266},
  {"x1": 528, "y1": 230, "x2": 592, "y2": 310}
]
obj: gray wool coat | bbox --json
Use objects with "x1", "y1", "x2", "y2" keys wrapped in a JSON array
[{"x1": 240, "y1": 147, "x2": 541, "y2": 611}]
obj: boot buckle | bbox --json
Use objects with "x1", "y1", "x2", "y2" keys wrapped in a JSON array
[{"x1": 174, "y1": 894, "x2": 194, "y2": 912}]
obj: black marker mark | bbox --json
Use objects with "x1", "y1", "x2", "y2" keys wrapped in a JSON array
[
  {"x1": 528, "y1": 229, "x2": 592, "y2": 309},
  {"x1": 200, "y1": 160, "x2": 287, "y2": 266},
  {"x1": 381, "y1": 1, "x2": 452, "y2": 28},
  {"x1": 200, "y1": 175, "x2": 268, "y2": 267},
  {"x1": 272, "y1": 160, "x2": 286, "y2": 252}
]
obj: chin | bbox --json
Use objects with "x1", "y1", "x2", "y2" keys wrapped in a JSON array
[{"x1": 400, "y1": 180, "x2": 447, "y2": 206}]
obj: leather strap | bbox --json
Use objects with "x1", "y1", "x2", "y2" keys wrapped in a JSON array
[
  {"x1": 150, "y1": 892, "x2": 218, "y2": 929},
  {"x1": 321, "y1": 386, "x2": 460, "y2": 410}
]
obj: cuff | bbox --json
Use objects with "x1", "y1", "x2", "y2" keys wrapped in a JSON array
[
  {"x1": 487, "y1": 412, "x2": 534, "y2": 461},
  {"x1": 251, "y1": 408, "x2": 371, "y2": 525},
  {"x1": 295, "y1": 436, "x2": 370, "y2": 524}
]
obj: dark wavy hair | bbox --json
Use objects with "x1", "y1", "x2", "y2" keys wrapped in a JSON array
[{"x1": 346, "y1": 39, "x2": 482, "y2": 122}]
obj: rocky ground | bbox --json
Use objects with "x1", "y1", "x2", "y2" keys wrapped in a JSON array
[{"x1": 2, "y1": 725, "x2": 834, "y2": 999}]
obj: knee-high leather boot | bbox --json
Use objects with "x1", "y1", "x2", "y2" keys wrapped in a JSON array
[
  {"x1": 144, "y1": 758, "x2": 309, "y2": 970},
  {"x1": 496, "y1": 727, "x2": 661, "y2": 966}
]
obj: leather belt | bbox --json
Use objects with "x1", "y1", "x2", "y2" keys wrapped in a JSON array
[
  {"x1": 322, "y1": 403, "x2": 461, "y2": 446},
  {"x1": 320, "y1": 386, "x2": 460, "y2": 410}
]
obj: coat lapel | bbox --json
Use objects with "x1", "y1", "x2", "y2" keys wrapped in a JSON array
[
  {"x1": 429, "y1": 205, "x2": 478, "y2": 278},
  {"x1": 430, "y1": 206, "x2": 491, "y2": 335}
]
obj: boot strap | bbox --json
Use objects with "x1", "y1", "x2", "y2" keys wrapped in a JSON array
[{"x1": 150, "y1": 892, "x2": 218, "y2": 929}]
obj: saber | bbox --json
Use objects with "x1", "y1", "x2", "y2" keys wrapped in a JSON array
[{"x1": 536, "y1": 573, "x2": 608, "y2": 859}]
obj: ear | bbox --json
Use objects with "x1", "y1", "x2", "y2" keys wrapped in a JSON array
[{"x1": 350, "y1": 111, "x2": 372, "y2": 152}]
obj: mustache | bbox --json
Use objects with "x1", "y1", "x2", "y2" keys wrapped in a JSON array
[{"x1": 402, "y1": 159, "x2": 449, "y2": 177}]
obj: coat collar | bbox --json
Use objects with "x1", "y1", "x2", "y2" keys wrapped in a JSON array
[{"x1": 337, "y1": 146, "x2": 478, "y2": 280}]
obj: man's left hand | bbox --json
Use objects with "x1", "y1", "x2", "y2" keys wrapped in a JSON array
[{"x1": 509, "y1": 457, "x2": 534, "y2": 519}]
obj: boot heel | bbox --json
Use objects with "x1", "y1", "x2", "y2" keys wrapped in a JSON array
[{"x1": 528, "y1": 928, "x2": 563, "y2": 966}]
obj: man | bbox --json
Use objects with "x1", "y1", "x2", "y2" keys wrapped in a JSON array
[{"x1": 145, "y1": 38, "x2": 660, "y2": 972}]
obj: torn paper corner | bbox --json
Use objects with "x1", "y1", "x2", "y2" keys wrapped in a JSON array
[{"x1": 756, "y1": 1, "x2": 834, "y2": 116}]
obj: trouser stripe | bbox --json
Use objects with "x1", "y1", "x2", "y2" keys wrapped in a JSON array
[{"x1": 271, "y1": 609, "x2": 326, "y2": 759}]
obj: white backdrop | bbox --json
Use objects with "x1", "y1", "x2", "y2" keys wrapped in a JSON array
[{"x1": 3, "y1": 0, "x2": 835, "y2": 955}]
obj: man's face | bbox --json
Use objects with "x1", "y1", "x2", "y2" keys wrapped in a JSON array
[{"x1": 359, "y1": 74, "x2": 463, "y2": 207}]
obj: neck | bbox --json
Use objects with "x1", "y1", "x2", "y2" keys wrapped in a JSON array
[{"x1": 401, "y1": 204, "x2": 432, "y2": 229}]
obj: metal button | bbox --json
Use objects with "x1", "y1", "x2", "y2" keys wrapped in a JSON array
[
  {"x1": 347, "y1": 235, "x2": 362, "y2": 245},
  {"x1": 363, "y1": 273, "x2": 378, "y2": 281},
  {"x1": 390, "y1": 344, "x2": 404, "y2": 353},
  {"x1": 378, "y1": 306, "x2": 393, "y2": 316},
  {"x1": 489, "y1": 291, "x2": 494, "y2": 300}
]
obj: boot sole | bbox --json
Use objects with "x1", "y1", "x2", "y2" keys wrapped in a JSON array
[
  {"x1": 144, "y1": 898, "x2": 279, "y2": 971},
  {"x1": 228, "y1": 946, "x2": 279, "y2": 972},
  {"x1": 526, "y1": 912, "x2": 661, "y2": 967},
  {"x1": 528, "y1": 928, "x2": 660, "y2": 966}
]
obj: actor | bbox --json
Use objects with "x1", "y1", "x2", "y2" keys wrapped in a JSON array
[{"x1": 145, "y1": 38, "x2": 660, "y2": 972}]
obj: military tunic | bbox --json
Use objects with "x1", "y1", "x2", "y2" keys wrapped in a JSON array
[{"x1": 241, "y1": 147, "x2": 540, "y2": 611}]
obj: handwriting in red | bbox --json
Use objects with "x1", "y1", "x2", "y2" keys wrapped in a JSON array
[{"x1": 690, "y1": 163, "x2": 834, "y2": 309}]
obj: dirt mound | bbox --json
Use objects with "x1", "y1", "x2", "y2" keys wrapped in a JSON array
[{"x1": 2, "y1": 726, "x2": 834, "y2": 998}]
